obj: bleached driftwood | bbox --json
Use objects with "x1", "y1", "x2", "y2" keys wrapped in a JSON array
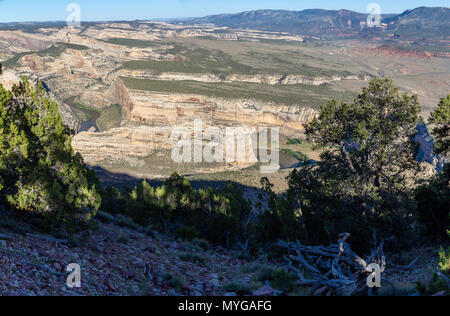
[{"x1": 278, "y1": 233, "x2": 388, "y2": 296}]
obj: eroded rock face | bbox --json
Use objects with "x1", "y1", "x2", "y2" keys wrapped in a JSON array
[
  {"x1": 95, "y1": 77, "x2": 317, "y2": 132},
  {"x1": 415, "y1": 122, "x2": 446, "y2": 173},
  {"x1": 79, "y1": 21, "x2": 304, "y2": 43},
  {"x1": 116, "y1": 69, "x2": 362, "y2": 86},
  {"x1": 0, "y1": 30, "x2": 55, "y2": 52},
  {"x1": 1, "y1": 23, "x2": 316, "y2": 177},
  {"x1": 122, "y1": 89, "x2": 317, "y2": 132},
  {"x1": 21, "y1": 54, "x2": 46, "y2": 72},
  {"x1": 72, "y1": 124, "x2": 260, "y2": 178},
  {"x1": 76, "y1": 75, "x2": 318, "y2": 132},
  {"x1": 72, "y1": 126, "x2": 173, "y2": 167},
  {"x1": 72, "y1": 74, "x2": 317, "y2": 175}
]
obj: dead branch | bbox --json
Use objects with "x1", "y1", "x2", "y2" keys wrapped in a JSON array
[
  {"x1": 388, "y1": 255, "x2": 421, "y2": 271},
  {"x1": 278, "y1": 233, "x2": 388, "y2": 296}
]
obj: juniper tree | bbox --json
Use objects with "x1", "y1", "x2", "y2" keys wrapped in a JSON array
[
  {"x1": 415, "y1": 95, "x2": 450, "y2": 242},
  {"x1": 305, "y1": 78, "x2": 421, "y2": 199},
  {"x1": 0, "y1": 75, "x2": 101, "y2": 227},
  {"x1": 429, "y1": 94, "x2": 450, "y2": 157},
  {"x1": 259, "y1": 78, "x2": 423, "y2": 250}
]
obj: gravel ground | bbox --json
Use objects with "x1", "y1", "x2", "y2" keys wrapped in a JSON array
[{"x1": 0, "y1": 223, "x2": 274, "y2": 296}]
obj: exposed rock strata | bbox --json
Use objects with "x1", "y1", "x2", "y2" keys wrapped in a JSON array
[
  {"x1": 116, "y1": 69, "x2": 363, "y2": 86},
  {"x1": 76, "y1": 76, "x2": 318, "y2": 132},
  {"x1": 121, "y1": 89, "x2": 317, "y2": 132},
  {"x1": 72, "y1": 125, "x2": 259, "y2": 176},
  {"x1": 72, "y1": 126, "x2": 173, "y2": 167}
]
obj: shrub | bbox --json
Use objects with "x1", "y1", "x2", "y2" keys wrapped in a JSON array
[
  {"x1": 282, "y1": 149, "x2": 310, "y2": 164},
  {"x1": 95, "y1": 210, "x2": 114, "y2": 223},
  {"x1": 429, "y1": 94, "x2": 449, "y2": 157},
  {"x1": 257, "y1": 266, "x2": 277, "y2": 283},
  {"x1": 108, "y1": 173, "x2": 252, "y2": 246},
  {"x1": 416, "y1": 242, "x2": 450, "y2": 296},
  {"x1": 438, "y1": 245, "x2": 450, "y2": 275},
  {"x1": 257, "y1": 267, "x2": 297, "y2": 294},
  {"x1": 416, "y1": 273, "x2": 449, "y2": 296},
  {"x1": 0, "y1": 213, "x2": 32, "y2": 234},
  {"x1": 270, "y1": 269, "x2": 297, "y2": 294},
  {"x1": 113, "y1": 214, "x2": 139, "y2": 230},
  {"x1": 223, "y1": 282, "x2": 252, "y2": 295},
  {"x1": 138, "y1": 225, "x2": 156, "y2": 237},
  {"x1": 176, "y1": 225, "x2": 200, "y2": 241},
  {"x1": 117, "y1": 234, "x2": 129, "y2": 244},
  {"x1": 162, "y1": 272, "x2": 184, "y2": 290},
  {"x1": 415, "y1": 165, "x2": 449, "y2": 242},
  {"x1": 101, "y1": 186, "x2": 127, "y2": 215},
  {"x1": 178, "y1": 252, "x2": 206, "y2": 265},
  {"x1": 287, "y1": 138, "x2": 303, "y2": 145},
  {"x1": 191, "y1": 238, "x2": 210, "y2": 250},
  {"x1": 377, "y1": 282, "x2": 417, "y2": 296}
]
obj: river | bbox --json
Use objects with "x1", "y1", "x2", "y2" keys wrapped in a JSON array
[{"x1": 64, "y1": 96, "x2": 100, "y2": 132}]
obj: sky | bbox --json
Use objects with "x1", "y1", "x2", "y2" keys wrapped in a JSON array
[{"x1": 0, "y1": 0, "x2": 448, "y2": 23}]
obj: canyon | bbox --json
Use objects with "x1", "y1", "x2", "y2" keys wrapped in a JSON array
[{"x1": 0, "y1": 20, "x2": 448, "y2": 180}]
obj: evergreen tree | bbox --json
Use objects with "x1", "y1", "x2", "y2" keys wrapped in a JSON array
[
  {"x1": 305, "y1": 78, "x2": 421, "y2": 200},
  {"x1": 260, "y1": 78, "x2": 422, "y2": 250},
  {"x1": 429, "y1": 94, "x2": 450, "y2": 157},
  {"x1": 415, "y1": 95, "x2": 450, "y2": 242},
  {"x1": 0, "y1": 74, "x2": 101, "y2": 227},
  {"x1": 103, "y1": 172, "x2": 252, "y2": 246}
]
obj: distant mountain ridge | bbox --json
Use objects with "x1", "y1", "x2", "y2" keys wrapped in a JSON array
[
  {"x1": 382, "y1": 7, "x2": 450, "y2": 37},
  {"x1": 180, "y1": 7, "x2": 450, "y2": 39},
  {"x1": 182, "y1": 9, "x2": 370, "y2": 35}
]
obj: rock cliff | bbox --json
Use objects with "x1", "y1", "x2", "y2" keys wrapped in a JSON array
[{"x1": 116, "y1": 69, "x2": 362, "y2": 86}]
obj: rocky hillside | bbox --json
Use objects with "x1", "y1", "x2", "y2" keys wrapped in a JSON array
[
  {"x1": 0, "y1": 215, "x2": 283, "y2": 296},
  {"x1": 0, "y1": 209, "x2": 441, "y2": 296}
]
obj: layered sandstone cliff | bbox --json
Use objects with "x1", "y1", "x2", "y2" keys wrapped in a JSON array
[
  {"x1": 72, "y1": 126, "x2": 173, "y2": 167},
  {"x1": 123, "y1": 89, "x2": 317, "y2": 131},
  {"x1": 116, "y1": 69, "x2": 362, "y2": 86},
  {"x1": 72, "y1": 124, "x2": 260, "y2": 178},
  {"x1": 101, "y1": 77, "x2": 317, "y2": 132},
  {"x1": 77, "y1": 76, "x2": 318, "y2": 133}
]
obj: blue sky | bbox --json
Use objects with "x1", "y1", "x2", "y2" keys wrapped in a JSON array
[{"x1": 0, "y1": 0, "x2": 448, "y2": 22}]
